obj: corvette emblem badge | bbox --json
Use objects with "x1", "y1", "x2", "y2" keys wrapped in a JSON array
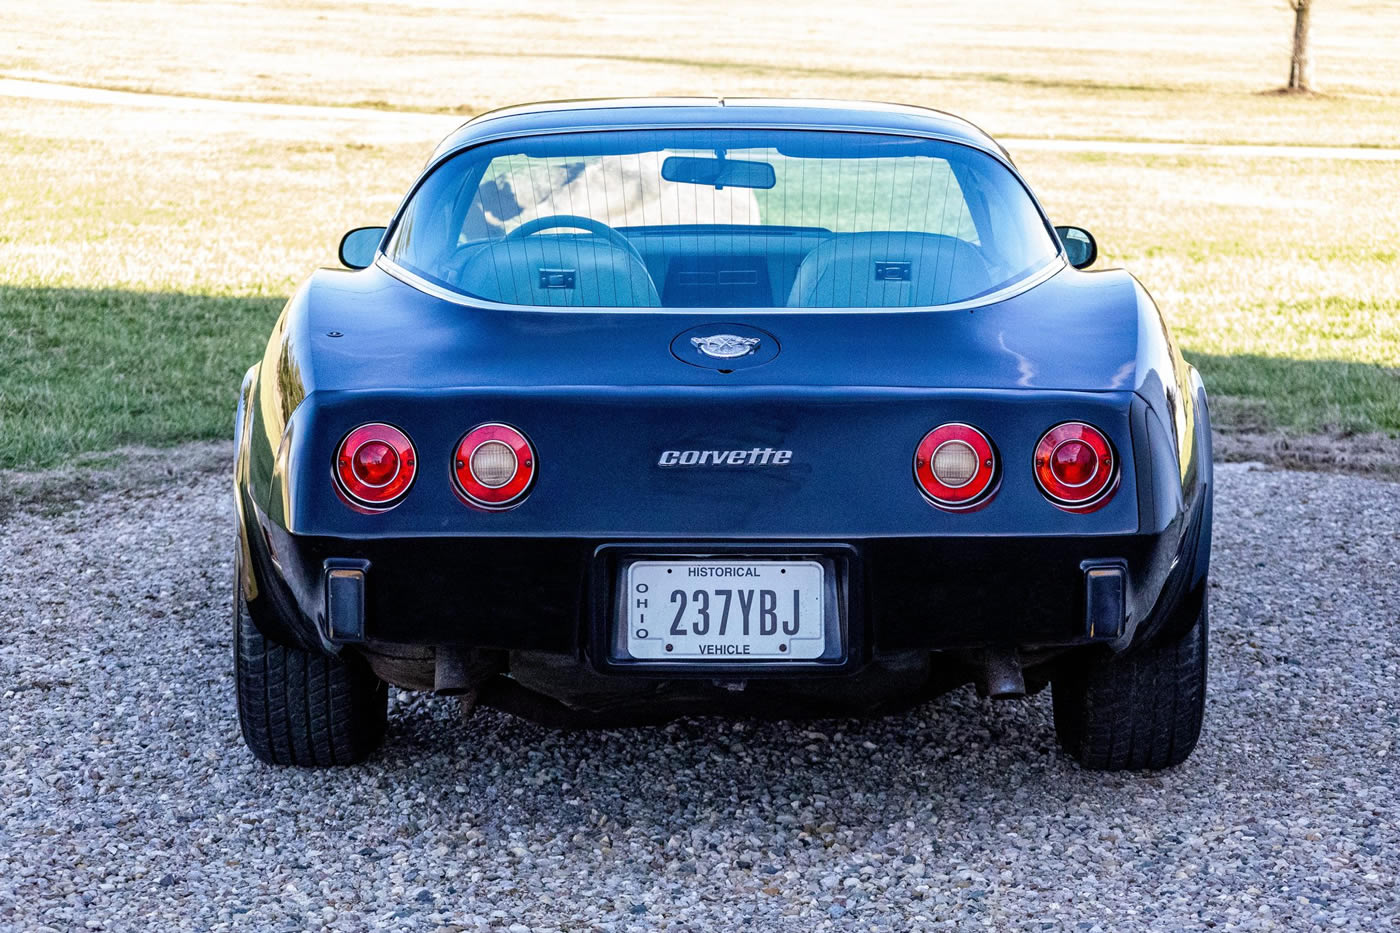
[{"x1": 691, "y1": 334, "x2": 761, "y2": 359}]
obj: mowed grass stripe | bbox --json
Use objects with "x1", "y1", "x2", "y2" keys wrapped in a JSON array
[{"x1": 0, "y1": 287, "x2": 281, "y2": 470}]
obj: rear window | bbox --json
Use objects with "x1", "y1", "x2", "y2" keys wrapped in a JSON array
[{"x1": 385, "y1": 128, "x2": 1059, "y2": 309}]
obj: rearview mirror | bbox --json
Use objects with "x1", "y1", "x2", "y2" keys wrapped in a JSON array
[
  {"x1": 1055, "y1": 225, "x2": 1097, "y2": 269},
  {"x1": 661, "y1": 155, "x2": 776, "y2": 190},
  {"x1": 339, "y1": 226, "x2": 386, "y2": 270}
]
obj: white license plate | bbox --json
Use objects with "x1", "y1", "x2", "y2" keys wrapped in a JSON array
[{"x1": 622, "y1": 560, "x2": 826, "y2": 660}]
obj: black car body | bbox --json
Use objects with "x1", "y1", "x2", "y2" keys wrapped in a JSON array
[{"x1": 234, "y1": 99, "x2": 1212, "y2": 770}]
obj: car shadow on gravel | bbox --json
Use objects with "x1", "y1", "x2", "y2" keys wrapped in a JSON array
[{"x1": 321, "y1": 686, "x2": 1198, "y2": 846}]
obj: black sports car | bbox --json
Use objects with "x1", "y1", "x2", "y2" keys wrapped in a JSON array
[{"x1": 234, "y1": 99, "x2": 1212, "y2": 771}]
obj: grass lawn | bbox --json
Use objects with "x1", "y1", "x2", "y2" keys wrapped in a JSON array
[{"x1": 1, "y1": 1, "x2": 1397, "y2": 471}]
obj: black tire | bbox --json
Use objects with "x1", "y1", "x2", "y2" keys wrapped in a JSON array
[
  {"x1": 1052, "y1": 597, "x2": 1208, "y2": 771},
  {"x1": 234, "y1": 593, "x2": 387, "y2": 766}
]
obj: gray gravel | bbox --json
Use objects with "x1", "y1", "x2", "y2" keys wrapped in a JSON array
[{"x1": 2, "y1": 460, "x2": 1398, "y2": 931}]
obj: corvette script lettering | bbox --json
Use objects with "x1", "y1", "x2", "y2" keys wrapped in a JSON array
[{"x1": 658, "y1": 448, "x2": 793, "y2": 467}]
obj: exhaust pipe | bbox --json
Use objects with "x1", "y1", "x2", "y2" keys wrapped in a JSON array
[
  {"x1": 433, "y1": 648, "x2": 499, "y2": 696},
  {"x1": 973, "y1": 648, "x2": 1026, "y2": 699}
]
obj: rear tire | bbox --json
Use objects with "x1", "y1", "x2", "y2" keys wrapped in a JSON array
[
  {"x1": 1052, "y1": 597, "x2": 1207, "y2": 771},
  {"x1": 234, "y1": 592, "x2": 387, "y2": 766}
]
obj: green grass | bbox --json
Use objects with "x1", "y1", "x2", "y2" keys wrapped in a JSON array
[
  {"x1": 1190, "y1": 354, "x2": 1400, "y2": 435},
  {"x1": 0, "y1": 1, "x2": 1397, "y2": 471},
  {"x1": 0, "y1": 288, "x2": 280, "y2": 469}
]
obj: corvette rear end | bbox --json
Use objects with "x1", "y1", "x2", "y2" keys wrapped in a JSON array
[{"x1": 233, "y1": 99, "x2": 1212, "y2": 771}]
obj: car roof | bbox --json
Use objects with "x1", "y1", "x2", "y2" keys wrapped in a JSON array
[{"x1": 429, "y1": 98, "x2": 1011, "y2": 164}]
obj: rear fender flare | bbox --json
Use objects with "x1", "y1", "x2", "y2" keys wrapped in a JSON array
[{"x1": 234, "y1": 495, "x2": 334, "y2": 655}]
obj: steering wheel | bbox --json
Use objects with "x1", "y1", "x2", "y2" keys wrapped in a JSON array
[{"x1": 505, "y1": 214, "x2": 646, "y2": 266}]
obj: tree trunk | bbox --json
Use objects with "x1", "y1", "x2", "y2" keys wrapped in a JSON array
[{"x1": 1288, "y1": 1, "x2": 1313, "y2": 91}]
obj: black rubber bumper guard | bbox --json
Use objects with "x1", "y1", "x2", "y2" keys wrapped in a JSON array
[
  {"x1": 1081, "y1": 558, "x2": 1128, "y2": 641},
  {"x1": 317, "y1": 553, "x2": 1128, "y2": 651},
  {"x1": 321, "y1": 558, "x2": 370, "y2": 644}
]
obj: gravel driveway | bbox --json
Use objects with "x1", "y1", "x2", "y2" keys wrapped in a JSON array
[{"x1": 2, "y1": 461, "x2": 1397, "y2": 931}]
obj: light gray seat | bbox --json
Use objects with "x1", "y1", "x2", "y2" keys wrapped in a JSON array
[
  {"x1": 455, "y1": 236, "x2": 660, "y2": 307},
  {"x1": 786, "y1": 232, "x2": 992, "y2": 308}
]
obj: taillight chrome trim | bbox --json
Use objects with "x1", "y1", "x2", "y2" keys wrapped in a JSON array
[
  {"x1": 1033, "y1": 421, "x2": 1119, "y2": 512},
  {"x1": 347, "y1": 440, "x2": 401, "y2": 489},
  {"x1": 928, "y1": 439, "x2": 979, "y2": 489},
  {"x1": 1046, "y1": 438, "x2": 1100, "y2": 489},
  {"x1": 467, "y1": 439, "x2": 519, "y2": 489},
  {"x1": 453, "y1": 422, "x2": 537, "y2": 510},
  {"x1": 333, "y1": 422, "x2": 417, "y2": 511},
  {"x1": 914, "y1": 422, "x2": 999, "y2": 511}
]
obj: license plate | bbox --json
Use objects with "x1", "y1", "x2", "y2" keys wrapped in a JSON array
[{"x1": 622, "y1": 560, "x2": 826, "y2": 660}]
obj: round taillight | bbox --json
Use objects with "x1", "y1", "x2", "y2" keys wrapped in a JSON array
[
  {"x1": 914, "y1": 423, "x2": 998, "y2": 510},
  {"x1": 353, "y1": 441, "x2": 398, "y2": 486},
  {"x1": 335, "y1": 423, "x2": 416, "y2": 509},
  {"x1": 1034, "y1": 422, "x2": 1118, "y2": 512},
  {"x1": 454, "y1": 423, "x2": 536, "y2": 509}
]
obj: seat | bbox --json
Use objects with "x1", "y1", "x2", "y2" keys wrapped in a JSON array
[
  {"x1": 786, "y1": 232, "x2": 992, "y2": 308},
  {"x1": 454, "y1": 235, "x2": 660, "y2": 307}
]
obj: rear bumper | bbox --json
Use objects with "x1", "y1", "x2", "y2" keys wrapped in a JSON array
[{"x1": 240, "y1": 497, "x2": 1199, "y2": 674}]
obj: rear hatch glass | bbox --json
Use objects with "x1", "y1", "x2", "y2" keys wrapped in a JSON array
[{"x1": 385, "y1": 128, "x2": 1059, "y2": 309}]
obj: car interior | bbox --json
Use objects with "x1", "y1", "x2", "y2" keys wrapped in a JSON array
[{"x1": 450, "y1": 222, "x2": 1001, "y2": 308}]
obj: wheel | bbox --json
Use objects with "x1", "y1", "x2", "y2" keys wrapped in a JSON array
[
  {"x1": 234, "y1": 591, "x2": 387, "y2": 766},
  {"x1": 1052, "y1": 596, "x2": 1208, "y2": 771}
]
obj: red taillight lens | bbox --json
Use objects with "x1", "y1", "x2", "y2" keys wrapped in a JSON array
[
  {"x1": 1034, "y1": 422, "x2": 1118, "y2": 512},
  {"x1": 914, "y1": 423, "x2": 998, "y2": 510},
  {"x1": 352, "y1": 441, "x2": 398, "y2": 486},
  {"x1": 335, "y1": 423, "x2": 416, "y2": 509},
  {"x1": 453, "y1": 423, "x2": 536, "y2": 509}
]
